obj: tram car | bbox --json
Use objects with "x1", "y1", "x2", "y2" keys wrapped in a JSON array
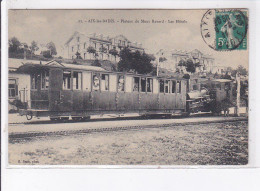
[{"x1": 17, "y1": 60, "x2": 188, "y2": 120}]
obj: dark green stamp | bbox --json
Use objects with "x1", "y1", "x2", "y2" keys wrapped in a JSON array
[
  {"x1": 215, "y1": 10, "x2": 247, "y2": 50},
  {"x1": 201, "y1": 9, "x2": 248, "y2": 51}
]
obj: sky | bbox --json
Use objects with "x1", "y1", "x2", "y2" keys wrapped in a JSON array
[{"x1": 9, "y1": 9, "x2": 248, "y2": 69}]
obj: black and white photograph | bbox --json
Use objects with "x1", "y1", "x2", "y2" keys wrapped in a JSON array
[{"x1": 7, "y1": 9, "x2": 249, "y2": 166}]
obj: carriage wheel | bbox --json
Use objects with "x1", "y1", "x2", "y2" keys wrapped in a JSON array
[
  {"x1": 50, "y1": 117, "x2": 58, "y2": 121},
  {"x1": 26, "y1": 112, "x2": 33, "y2": 120},
  {"x1": 50, "y1": 117, "x2": 69, "y2": 121},
  {"x1": 72, "y1": 117, "x2": 83, "y2": 121},
  {"x1": 60, "y1": 117, "x2": 69, "y2": 121},
  {"x1": 82, "y1": 116, "x2": 90, "y2": 121}
]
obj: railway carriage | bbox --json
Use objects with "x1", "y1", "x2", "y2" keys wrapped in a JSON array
[{"x1": 17, "y1": 60, "x2": 188, "y2": 120}]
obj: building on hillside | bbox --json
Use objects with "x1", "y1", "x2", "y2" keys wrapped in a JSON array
[
  {"x1": 156, "y1": 49, "x2": 215, "y2": 74},
  {"x1": 34, "y1": 44, "x2": 50, "y2": 56},
  {"x1": 62, "y1": 32, "x2": 144, "y2": 62},
  {"x1": 211, "y1": 65, "x2": 230, "y2": 75}
]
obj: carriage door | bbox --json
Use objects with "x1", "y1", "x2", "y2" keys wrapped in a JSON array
[
  {"x1": 176, "y1": 80, "x2": 186, "y2": 109},
  {"x1": 49, "y1": 68, "x2": 63, "y2": 111},
  {"x1": 49, "y1": 68, "x2": 73, "y2": 112},
  {"x1": 181, "y1": 80, "x2": 187, "y2": 110}
]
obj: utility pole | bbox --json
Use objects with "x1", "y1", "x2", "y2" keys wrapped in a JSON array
[
  {"x1": 235, "y1": 72, "x2": 240, "y2": 116},
  {"x1": 157, "y1": 50, "x2": 164, "y2": 76},
  {"x1": 157, "y1": 56, "x2": 160, "y2": 76}
]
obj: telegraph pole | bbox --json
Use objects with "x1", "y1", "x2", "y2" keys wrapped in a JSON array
[
  {"x1": 157, "y1": 56, "x2": 160, "y2": 76},
  {"x1": 235, "y1": 72, "x2": 240, "y2": 116}
]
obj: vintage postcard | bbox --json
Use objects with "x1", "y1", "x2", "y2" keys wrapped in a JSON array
[{"x1": 7, "y1": 9, "x2": 249, "y2": 166}]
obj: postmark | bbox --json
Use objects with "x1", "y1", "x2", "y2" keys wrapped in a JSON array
[{"x1": 201, "y1": 9, "x2": 248, "y2": 51}]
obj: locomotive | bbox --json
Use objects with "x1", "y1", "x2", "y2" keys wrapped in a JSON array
[
  {"x1": 15, "y1": 60, "x2": 233, "y2": 120},
  {"x1": 186, "y1": 78, "x2": 233, "y2": 115}
]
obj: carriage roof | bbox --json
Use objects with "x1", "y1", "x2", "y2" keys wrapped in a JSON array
[
  {"x1": 14, "y1": 59, "x2": 183, "y2": 80},
  {"x1": 211, "y1": 79, "x2": 233, "y2": 83},
  {"x1": 15, "y1": 59, "x2": 106, "y2": 72}
]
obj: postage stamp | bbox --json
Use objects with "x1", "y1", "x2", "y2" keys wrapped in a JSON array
[{"x1": 201, "y1": 9, "x2": 248, "y2": 51}]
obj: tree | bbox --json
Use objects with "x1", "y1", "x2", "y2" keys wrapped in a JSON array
[
  {"x1": 99, "y1": 46, "x2": 108, "y2": 60},
  {"x1": 42, "y1": 50, "x2": 52, "y2": 58},
  {"x1": 221, "y1": 72, "x2": 232, "y2": 80},
  {"x1": 75, "y1": 51, "x2": 82, "y2": 59},
  {"x1": 118, "y1": 47, "x2": 153, "y2": 74},
  {"x1": 178, "y1": 59, "x2": 186, "y2": 66},
  {"x1": 236, "y1": 65, "x2": 248, "y2": 76},
  {"x1": 117, "y1": 47, "x2": 133, "y2": 72},
  {"x1": 109, "y1": 48, "x2": 119, "y2": 62},
  {"x1": 132, "y1": 51, "x2": 154, "y2": 74},
  {"x1": 29, "y1": 40, "x2": 39, "y2": 57},
  {"x1": 148, "y1": 54, "x2": 156, "y2": 61},
  {"x1": 185, "y1": 59, "x2": 196, "y2": 73},
  {"x1": 8, "y1": 37, "x2": 22, "y2": 53},
  {"x1": 231, "y1": 65, "x2": 248, "y2": 77},
  {"x1": 87, "y1": 46, "x2": 97, "y2": 59},
  {"x1": 99, "y1": 46, "x2": 107, "y2": 53},
  {"x1": 46, "y1": 42, "x2": 57, "y2": 56}
]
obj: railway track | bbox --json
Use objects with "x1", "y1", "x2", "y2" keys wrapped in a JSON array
[
  {"x1": 8, "y1": 112, "x2": 214, "y2": 125},
  {"x1": 9, "y1": 117, "x2": 248, "y2": 143}
]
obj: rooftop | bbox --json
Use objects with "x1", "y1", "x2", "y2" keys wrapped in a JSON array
[{"x1": 8, "y1": 58, "x2": 106, "y2": 72}]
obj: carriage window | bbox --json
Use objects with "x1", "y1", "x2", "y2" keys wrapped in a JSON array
[
  {"x1": 193, "y1": 85, "x2": 198, "y2": 90},
  {"x1": 41, "y1": 71, "x2": 49, "y2": 90},
  {"x1": 141, "y1": 78, "x2": 146, "y2": 92},
  {"x1": 147, "y1": 78, "x2": 153, "y2": 93},
  {"x1": 73, "y1": 71, "x2": 82, "y2": 90},
  {"x1": 225, "y1": 82, "x2": 230, "y2": 90},
  {"x1": 165, "y1": 80, "x2": 170, "y2": 93},
  {"x1": 216, "y1": 83, "x2": 221, "y2": 89},
  {"x1": 201, "y1": 83, "x2": 208, "y2": 89},
  {"x1": 133, "y1": 77, "x2": 140, "y2": 92},
  {"x1": 159, "y1": 79, "x2": 164, "y2": 93},
  {"x1": 92, "y1": 73, "x2": 100, "y2": 91},
  {"x1": 31, "y1": 73, "x2": 38, "y2": 90},
  {"x1": 101, "y1": 74, "x2": 109, "y2": 91},
  {"x1": 171, "y1": 80, "x2": 176, "y2": 93},
  {"x1": 118, "y1": 75, "x2": 124, "y2": 92},
  {"x1": 176, "y1": 81, "x2": 181, "y2": 93},
  {"x1": 63, "y1": 71, "x2": 71, "y2": 90},
  {"x1": 9, "y1": 79, "x2": 17, "y2": 98}
]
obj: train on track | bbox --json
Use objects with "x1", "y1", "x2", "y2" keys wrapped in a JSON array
[{"x1": 14, "y1": 60, "x2": 233, "y2": 121}]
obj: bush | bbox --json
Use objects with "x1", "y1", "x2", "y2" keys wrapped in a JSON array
[
  {"x1": 42, "y1": 50, "x2": 52, "y2": 58},
  {"x1": 183, "y1": 74, "x2": 190, "y2": 79},
  {"x1": 92, "y1": 59, "x2": 102, "y2": 67}
]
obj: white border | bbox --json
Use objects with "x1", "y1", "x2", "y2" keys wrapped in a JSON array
[{"x1": 2, "y1": 0, "x2": 260, "y2": 190}]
